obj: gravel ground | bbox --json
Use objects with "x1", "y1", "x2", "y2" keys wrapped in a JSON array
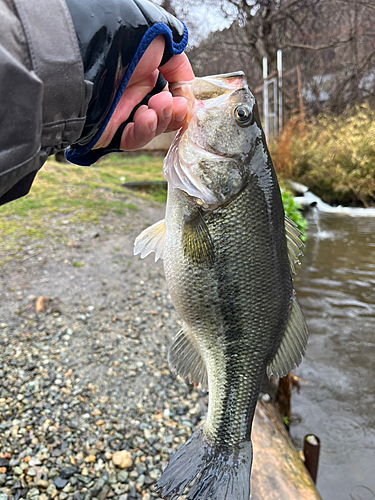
[{"x1": 0, "y1": 195, "x2": 208, "y2": 500}]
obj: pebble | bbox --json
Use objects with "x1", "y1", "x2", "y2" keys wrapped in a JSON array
[
  {"x1": 117, "y1": 471, "x2": 129, "y2": 483},
  {"x1": 28, "y1": 457, "x2": 42, "y2": 467},
  {"x1": 59, "y1": 466, "x2": 78, "y2": 479},
  {"x1": 54, "y1": 477, "x2": 68, "y2": 489},
  {"x1": 112, "y1": 451, "x2": 132, "y2": 469}
]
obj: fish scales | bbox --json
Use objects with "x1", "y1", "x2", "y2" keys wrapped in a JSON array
[
  {"x1": 164, "y1": 176, "x2": 292, "y2": 448},
  {"x1": 134, "y1": 71, "x2": 308, "y2": 500}
]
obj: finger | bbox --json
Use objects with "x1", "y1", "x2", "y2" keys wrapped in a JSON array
[
  {"x1": 94, "y1": 35, "x2": 164, "y2": 150},
  {"x1": 159, "y1": 52, "x2": 195, "y2": 83},
  {"x1": 147, "y1": 91, "x2": 173, "y2": 135},
  {"x1": 120, "y1": 106, "x2": 158, "y2": 150},
  {"x1": 128, "y1": 35, "x2": 165, "y2": 85},
  {"x1": 165, "y1": 96, "x2": 189, "y2": 132}
]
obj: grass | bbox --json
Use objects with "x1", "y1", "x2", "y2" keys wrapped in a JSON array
[
  {"x1": 0, "y1": 154, "x2": 165, "y2": 254},
  {"x1": 0, "y1": 152, "x2": 307, "y2": 256}
]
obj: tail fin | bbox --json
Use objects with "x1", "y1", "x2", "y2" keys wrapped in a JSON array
[{"x1": 155, "y1": 427, "x2": 252, "y2": 500}]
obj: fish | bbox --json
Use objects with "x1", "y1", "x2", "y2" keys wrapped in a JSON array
[{"x1": 134, "y1": 71, "x2": 307, "y2": 500}]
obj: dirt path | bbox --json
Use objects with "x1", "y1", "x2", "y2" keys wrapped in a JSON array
[{"x1": 0, "y1": 196, "x2": 205, "y2": 500}]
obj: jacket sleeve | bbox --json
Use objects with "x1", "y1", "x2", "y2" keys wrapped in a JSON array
[{"x1": 0, "y1": 0, "x2": 92, "y2": 206}]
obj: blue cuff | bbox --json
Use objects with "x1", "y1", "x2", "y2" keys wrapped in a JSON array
[{"x1": 65, "y1": 22, "x2": 188, "y2": 166}]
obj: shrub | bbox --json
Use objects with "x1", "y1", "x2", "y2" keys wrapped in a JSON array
[{"x1": 272, "y1": 105, "x2": 375, "y2": 206}]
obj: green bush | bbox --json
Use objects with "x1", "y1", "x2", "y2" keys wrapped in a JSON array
[{"x1": 273, "y1": 105, "x2": 375, "y2": 206}]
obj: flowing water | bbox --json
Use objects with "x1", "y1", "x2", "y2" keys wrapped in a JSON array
[{"x1": 290, "y1": 210, "x2": 375, "y2": 500}]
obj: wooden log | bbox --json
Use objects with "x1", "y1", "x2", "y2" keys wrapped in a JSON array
[{"x1": 251, "y1": 400, "x2": 322, "y2": 500}]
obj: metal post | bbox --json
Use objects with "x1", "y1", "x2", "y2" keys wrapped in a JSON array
[
  {"x1": 273, "y1": 79, "x2": 278, "y2": 137},
  {"x1": 277, "y1": 49, "x2": 283, "y2": 134},
  {"x1": 263, "y1": 57, "x2": 269, "y2": 139}
]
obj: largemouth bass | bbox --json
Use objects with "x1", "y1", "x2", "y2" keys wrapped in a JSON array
[{"x1": 134, "y1": 72, "x2": 307, "y2": 500}]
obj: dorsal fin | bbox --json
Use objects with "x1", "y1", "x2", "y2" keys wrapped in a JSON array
[
  {"x1": 285, "y1": 215, "x2": 305, "y2": 274},
  {"x1": 168, "y1": 324, "x2": 208, "y2": 391},
  {"x1": 267, "y1": 293, "x2": 308, "y2": 378},
  {"x1": 134, "y1": 219, "x2": 165, "y2": 262}
]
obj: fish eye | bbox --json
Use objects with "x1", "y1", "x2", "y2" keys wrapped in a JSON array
[{"x1": 234, "y1": 105, "x2": 253, "y2": 126}]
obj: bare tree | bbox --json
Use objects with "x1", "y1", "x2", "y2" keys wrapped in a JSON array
[{"x1": 169, "y1": 0, "x2": 375, "y2": 115}]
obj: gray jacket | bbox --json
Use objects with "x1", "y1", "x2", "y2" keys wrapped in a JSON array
[
  {"x1": 0, "y1": 0, "x2": 92, "y2": 205},
  {"x1": 0, "y1": 0, "x2": 187, "y2": 205}
]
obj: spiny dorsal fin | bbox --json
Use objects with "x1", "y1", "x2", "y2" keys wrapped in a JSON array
[
  {"x1": 134, "y1": 219, "x2": 165, "y2": 262},
  {"x1": 267, "y1": 293, "x2": 308, "y2": 378},
  {"x1": 285, "y1": 215, "x2": 304, "y2": 274},
  {"x1": 168, "y1": 324, "x2": 208, "y2": 391},
  {"x1": 182, "y1": 210, "x2": 214, "y2": 265}
]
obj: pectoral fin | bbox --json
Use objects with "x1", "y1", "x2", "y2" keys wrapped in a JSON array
[
  {"x1": 134, "y1": 219, "x2": 165, "y2": 262},
  {"x1": 168, "y1": 324, "x2": 208, "y2": 391},
  {"x1": 267, "y1": 294, "x2": 308, "y2": 378},
  {"x1": 182, "y1": 210, "x2": 214, "y2": 265},
  {"x1": 285, "y1": 215, "x2": 305, "y2": 274}
]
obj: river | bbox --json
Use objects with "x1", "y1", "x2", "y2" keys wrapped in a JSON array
[{"x1": 291, "y1": 210, "x2": 375, "y2": 500}]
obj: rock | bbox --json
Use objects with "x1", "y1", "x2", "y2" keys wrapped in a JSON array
[
  {"x1": 0, "y1": 474, "x2": 6, "y2": 486},
  {"x1": 117, "y1": 471, "x2": 129, "y2": 483},
  {"x1": 136, "y1": 474, "x2": 145, "y2": 487},
  {"x1": 97, "y1": 484, "x2": 110, "y2": 500},
  {"x1": 0, "y1": 494, "x2": 8, "y2": 500},
  {"x1": 59, "y1": 466, "x2": 78, "y2": 479},
  {"x1": 54, "y1": 477, "x2": 68, "y2": 489},
  {"x1": 26, "y1": 488, "x2": 39, "y2": 499},
  {"x1": 112, "y1": 451, "x2": 132, "y2": 469},
  {"x1": 0, "y1": 458, "x2": 10, "y2": 470},
  {"x1": 91, "y1": 477, "x2": 106, "y2": 496},
  {"x1": 84, "y1": 455, "x2": 96, "y2": 463},
  {"x1": 35, "y1": 479, "x2": 50, "y2": 489},
  {"x1": 80, "y1": 467, "x2": 89, "y2": 476},
  {"x1": 29, "y1": 457, "x2": 42, "y2": 467},
  {"x1": 148, "y1": 470, "x2": 159, "y2": 481},
  {"x1": 46, "y1": 485, "x2": 57, "y2": 497}
]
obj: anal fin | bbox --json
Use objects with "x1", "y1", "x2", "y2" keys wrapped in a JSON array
[
  {"x1": 267, "y1": 293, "x2": 308, "y2": 378},
  {"x1": 168, "y1": 324, "x2": 208, "y2": 391}
]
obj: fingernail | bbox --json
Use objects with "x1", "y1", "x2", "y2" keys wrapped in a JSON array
[{"x1": 150, "y1": 120, "x2": 157, "y2": 132}]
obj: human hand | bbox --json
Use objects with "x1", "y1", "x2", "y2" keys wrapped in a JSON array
[
  {"x1": 93, "y1": 35, "x2": 194, "y2": 151},
  {"x1": 65, "y1": 0, "x2": 190, "y2": 165}
]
